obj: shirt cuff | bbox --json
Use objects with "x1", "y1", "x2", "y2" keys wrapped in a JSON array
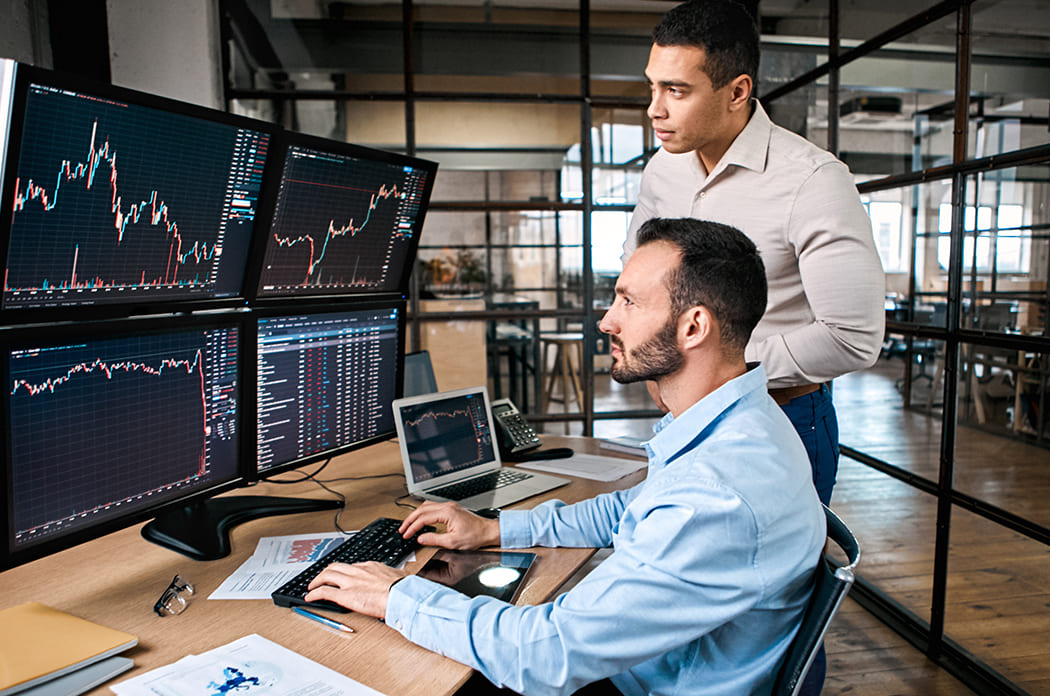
[
  {"x1": 497, "y1": 509, "x2": 533, "y2": 548},
  {"x1": 386, "y1": 574, "x2": 440, "y2": 637}
]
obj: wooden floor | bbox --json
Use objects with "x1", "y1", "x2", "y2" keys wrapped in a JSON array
[
  {"x1": 561, "y1": 356, "x2": 1050, "y2": 695},
  {"x1": 831, "y1": 360, "x2": 1050, "y2": 696}
]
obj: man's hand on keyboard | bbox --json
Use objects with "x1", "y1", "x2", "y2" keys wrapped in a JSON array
[
  {"x1": 400, "y1": 501, "x2": 500, "y2": 550},
  {"x1": 305, "y1": 561, "x2": 406, "y2": 619}
]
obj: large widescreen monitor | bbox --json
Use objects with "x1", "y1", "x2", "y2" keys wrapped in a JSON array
[
  {"x1": 0, "y1": 316, "x2": 247, "y2": 569},
  {"x1": 247, "y1": 133, "x2": 436, "y2": 301},
  {"x1": 252, "y1": 301, "x2": 405, "y2": 478},
  {"x1": 0, "y1": 60, "x2": 272, "y2": 321}
]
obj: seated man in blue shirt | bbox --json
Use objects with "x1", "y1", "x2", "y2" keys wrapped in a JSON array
[{"x1": 306, "y1": 217, "x2": 826, "y2": 696}]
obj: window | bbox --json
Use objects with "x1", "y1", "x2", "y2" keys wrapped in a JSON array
[{"x1": 937, "y1": 203, "x2": 1030, "y2": 273}]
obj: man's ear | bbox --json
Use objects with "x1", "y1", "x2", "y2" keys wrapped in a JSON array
[
  {"x1": 727, "y1": 73, "x2": 752, "y2": 112},
  {"x1": 679, "y1": 305, "x2": 714, "y2": 349}
]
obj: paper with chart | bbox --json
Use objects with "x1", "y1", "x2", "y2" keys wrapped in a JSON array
[
  {"x1": 110, "y1": 633, "x2": 386, "y2": 696},
  {"x1": 209, "y1": 531, "x2": 416, "y2": 600},
  {"x1": 208, "y1": 531, "x2": 348, "y2": 600}
]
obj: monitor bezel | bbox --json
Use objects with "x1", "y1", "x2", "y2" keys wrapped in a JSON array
[
  {"x1": 0, "y1": 61, "x2": 279, "y2": 325},
  {"x1": 244, "y1": 129, "x2": 437, "y2": 304},
  {"x1": 0, "y1": 312, "x2": 249, "y2": 571},
  {"x1": 246, "y1": 298, "x2": 407, "y2": 482}
]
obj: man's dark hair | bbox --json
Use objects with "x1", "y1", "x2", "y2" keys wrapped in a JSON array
[
  {"x1": 636, "y1": 217, "x2": 766, "y2": 355},
  {"x1": 652, "y1": 0, "x2": 759, "y2": 92}
]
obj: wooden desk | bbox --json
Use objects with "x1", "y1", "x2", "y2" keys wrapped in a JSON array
[{"x1": 0, "y1": 436, "x2": 645, "y2": 695}]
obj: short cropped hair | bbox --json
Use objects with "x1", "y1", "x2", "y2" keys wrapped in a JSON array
[
  {"x1": 652, "y1": 0, "x2": 760, "y2": 92},
  {"x1": 636, "y1": 217, "x2": 766, "y2": 355}
]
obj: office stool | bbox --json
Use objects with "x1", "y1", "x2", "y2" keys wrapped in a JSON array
[{"x1": 540, "y1": 333, "x2": 584, "y2": 431}]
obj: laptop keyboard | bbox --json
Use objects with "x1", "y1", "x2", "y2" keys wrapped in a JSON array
[
  {"x1": 430, "y1": 469, "x2": 531, "y2": 501},
  {"x1": 271, "y1": 517, "x2": 428, "y2": 612}
]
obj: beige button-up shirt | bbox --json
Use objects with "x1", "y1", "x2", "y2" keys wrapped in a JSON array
[{"x1": 624, "y1": 102, "x2": 885, "y2": 389}]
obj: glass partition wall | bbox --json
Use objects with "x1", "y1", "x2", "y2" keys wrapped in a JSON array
[{"x1": 222, "y1": 1, "x2": 1049, "y2": 693}]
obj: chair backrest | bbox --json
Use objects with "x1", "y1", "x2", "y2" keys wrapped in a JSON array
[
  {"x1": 772, "y1": 505, "x2": 861, "y2": 696},
  {"x1": 404, "y1": 350, "x2": 439, "y2": 397}
]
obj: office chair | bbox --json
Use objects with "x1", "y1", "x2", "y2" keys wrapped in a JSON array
[{"x1": 772, "y1": 505, "x2": 861, "y2": 696}]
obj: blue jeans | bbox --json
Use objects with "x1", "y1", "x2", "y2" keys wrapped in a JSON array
[
  {"x1": 779, "y1": 383, "x2": 838, "y2": 695},
  {"x1": 779, "y1": 383, "x2": 838, "y2": 507}
]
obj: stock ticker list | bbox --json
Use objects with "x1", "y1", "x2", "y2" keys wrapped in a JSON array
[{"x1": 255, "y1": 310, "x2": 399, "y2": 472}]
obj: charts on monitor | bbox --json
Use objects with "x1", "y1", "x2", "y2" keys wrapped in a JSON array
[
  {"x1": 2, "y1": 80, "x2": 269, "y2": 310},
  {"x1": 255, "y1": 144, "x2": 431, "y2": 297},
  {"x1": 6, "y1": 325, "x2": 240, "y2": 549},
  {"x1": 403, "y1": 393, "x2": 496, "y2": 482}
]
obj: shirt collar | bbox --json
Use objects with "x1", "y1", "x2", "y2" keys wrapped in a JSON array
[
  {"x1": 706, "y1": 100, "x2": 771, "y2": 180},
  {"x1": 646, "y1": 363, "x2": 768, "y2": 467}
]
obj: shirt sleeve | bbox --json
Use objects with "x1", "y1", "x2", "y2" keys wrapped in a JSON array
[
  {"x1": 621, "y1": 164, "x2": 659, "y2": 264},
  {"x1": 499, "y1": 488, "x2": 639, "y2": 549},
  {"x1": 385, "y1": 486, "x2": 766, "y2": 696},
  {"x1": 746, "y1": 161, "x2": 885, "y2": 384}
]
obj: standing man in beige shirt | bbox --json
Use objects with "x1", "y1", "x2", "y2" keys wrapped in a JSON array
[{"x1": 624, "y1": 0, "x2": 884, "y2": 508}]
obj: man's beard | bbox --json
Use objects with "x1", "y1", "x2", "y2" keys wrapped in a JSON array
[{"x1": 609, "y1": 316, "x2": 684, "y2": 384}]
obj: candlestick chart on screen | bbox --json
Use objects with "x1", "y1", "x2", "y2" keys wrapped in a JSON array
[{"x1": 2, "y1": 82, "x2": 268, "y2": 310}]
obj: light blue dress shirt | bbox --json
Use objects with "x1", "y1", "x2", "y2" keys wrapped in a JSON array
[{"x1": 386, "y1": 365, "x2": 826, "y2": 696}]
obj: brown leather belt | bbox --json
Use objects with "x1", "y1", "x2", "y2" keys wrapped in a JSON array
[{"x1": 769, "y1": 383, "x2": 822, "y2": 405}]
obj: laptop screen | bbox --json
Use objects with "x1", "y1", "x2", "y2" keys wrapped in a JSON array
[{"x1": 394, "y1": 387, "x2": 498, "y2": 485}]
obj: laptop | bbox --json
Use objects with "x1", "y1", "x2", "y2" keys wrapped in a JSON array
[{"x1": 392, "y1": 386, "x2": 569, "y2": 510}]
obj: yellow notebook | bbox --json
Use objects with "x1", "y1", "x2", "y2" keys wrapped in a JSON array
[{"x1": 0, "y1": 602, "x2": 138, "y2": 695}]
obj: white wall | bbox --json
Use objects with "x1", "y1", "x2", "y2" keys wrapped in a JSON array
[{"x1": 106, "y1": 0, "x2": 223, "y2": 109}]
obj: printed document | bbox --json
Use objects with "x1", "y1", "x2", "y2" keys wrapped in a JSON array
[
  {"x1": 210, "y1": 531, "x2": 416, "y2": 600},
  {"x1": 110, "y1": 633, "x2": 386, "y2": 696},
  {"x1": 517, "y1": 452, "x2": 647, "y2": 482}
]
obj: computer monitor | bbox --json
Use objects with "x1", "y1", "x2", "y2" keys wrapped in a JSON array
[
  {"x1": 403, "y1": 350, "x2": 439, "y2": 397},
  {"x1": 252, "y1": 301, "x2": 405, "y2": 478},
  {"x1": 0, "y1": 60, "x2": 272, "y2": 321},
  {"x1": 247, "y1": 132, "x2": 436, "y2": 301},
  {"x1": 0, "y1": 315, "x2": 248, "y2": 569}
]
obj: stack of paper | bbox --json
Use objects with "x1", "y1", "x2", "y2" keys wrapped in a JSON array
[
  {"x1": 0, "y1": 602, "x2": 137, "y2": 696},
  {"x1": 517, "y1": 452, "x2": 648, "y2": 482},
  {"x1": 111, "y1": 634, "x2": 386, "y2": 696},
  {"x1": 597, "y1": 435, "x2": 648, "y2": 457}
]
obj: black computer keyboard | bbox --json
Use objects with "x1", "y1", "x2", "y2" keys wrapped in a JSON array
[
  {"x1": 430, "y1": 468, "x2": 530, "y2": 501},
  {"x1": 271, "y1": 517, "x2": 426, "y2": 612}
]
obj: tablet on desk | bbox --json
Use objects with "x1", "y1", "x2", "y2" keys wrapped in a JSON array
[{"x1": 416, "y1": 550, "x2": 536, "y2": 603}]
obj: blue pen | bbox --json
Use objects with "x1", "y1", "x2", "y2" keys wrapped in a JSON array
[{"x1": 292, "y1": 605, "x2": 355, "y2": 633}]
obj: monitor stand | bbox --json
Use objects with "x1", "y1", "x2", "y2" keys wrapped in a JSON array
[{"x1": 141, "y1": 495, "x2": 343, "y2": 561}]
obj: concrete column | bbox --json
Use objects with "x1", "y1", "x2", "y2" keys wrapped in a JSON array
[{"x1": 106, "y1": 0, "x2": 223, "y2": 109}]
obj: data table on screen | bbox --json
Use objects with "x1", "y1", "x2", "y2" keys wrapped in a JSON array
[{"x1": 255, "y1": 308, "x2": 401, "y2": 474}]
